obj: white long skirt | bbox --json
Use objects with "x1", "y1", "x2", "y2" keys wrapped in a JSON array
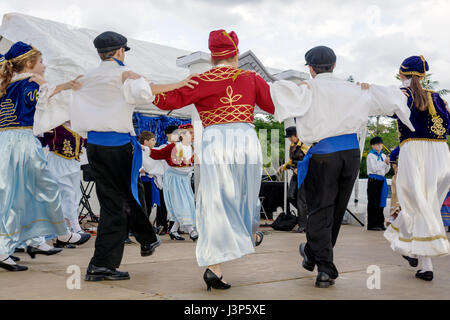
[
  {"x1": 195, "y1": 123, "x2": 262, "y2": 267},
  {"x1": 46, "y1": 152, "x2": 82, "y2": 221},
  {"x1": 384, "y1": 140, "x2": 450, "y2": 256}
]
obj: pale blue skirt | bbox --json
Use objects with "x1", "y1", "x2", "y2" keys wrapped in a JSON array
[
  {"x1": 0, "y1": 129, "x2": 68, "y2": 255},
  {"x1": 195, "y1": 123, "x2": 262, "y2": 267},
  {"x1": 163, "y1": 167, "x2": 196, "y2": 226}
]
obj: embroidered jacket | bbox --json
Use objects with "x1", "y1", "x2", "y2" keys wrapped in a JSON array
[
  {"x1": 0, "y1": 75, "x2": 39, "y2": 131},
  {"x1": 153, "y1": 66, "x2": 275, "y2": 127},
  {"x1": 150, "y1": 142, "x2": 194, "y2": 168},
  {"x1": 398, "y1": 88, "x2": 450, "y2": 146},
  {"x1": 39, "y1": 125, "x2": 85, "y2": 161}
]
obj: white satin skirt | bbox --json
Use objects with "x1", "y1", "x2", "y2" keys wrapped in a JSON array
[
  {"x1": 0, "y1": 129, "x2": 68, "y2": 255},
  {"x1": 195, "y1": 123, "x2": 262, "y2": 267},
  {"x1": 46, "y1": 152, "x2": 82, "y2": 221},
  {"x1": 384, "y1": 140, "x2": 450, "y2": 256}
]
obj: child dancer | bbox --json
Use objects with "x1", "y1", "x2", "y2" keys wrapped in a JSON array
[
  {"x1": 366, "y1": 136, "x2": 390, "y2": 231},
  {"x1": 384, "y1": 55, "x2": 450, "y2": 281},
  {"x1": 149, "y1": 126, "x2": 198, "y2": 241},
  {"x1": 39, "y1": 122, "x2": 92, "y2": 246},
  {"x1": 0, "y1": 42, "x2": 83, "y2": 271}
]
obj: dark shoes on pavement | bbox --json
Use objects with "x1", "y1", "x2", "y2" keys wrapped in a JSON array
[
  {"x1": 415, "y1": 270, "x2": 433, "y2": 281},
  {"x1": 141, "y1": 235, "x2": 161, "y2": 257},
  {"x1": 85, "y1": 264, "x2": 130, "y2": 281},
  {"x1": 402, "y1": 255, "x2": 419, "y2": 267},
  {"x1": 315, "y1": 272, "x2": 335, "y2": 288}
]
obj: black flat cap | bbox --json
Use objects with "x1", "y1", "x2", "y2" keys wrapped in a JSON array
[
  {"x1": 285, "y1": 126, "x2": 297, "y2": 138},
  {"x1": 305, "y1": 46, "x2": 336, "y2": 68},
  {"x1": 94, "y1": 31, "x2": 130, "y2": 53},
  {"x1": 370, "y1": 136, "x2": 383, "y2": 145}
]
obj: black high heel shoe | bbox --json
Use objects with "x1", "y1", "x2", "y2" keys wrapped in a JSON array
[
  {"x1": 189, "y1": 230, "x2": 199, "y2": 242},
  {"x1": 0, "y1": 261, "x2": 28, "y2": 272},
  {"x1": 255, "y1": 231, "x2": 264, "y2": 247},
  {"x1": 26, "y1": 246, "x2": 62, "y2": 259},
  {"x1": 169, "y1": 232, "x2": 185, "y2": 241},
  {"x1": 203, "y1": 268, "x2": 231, "y2": 291}
]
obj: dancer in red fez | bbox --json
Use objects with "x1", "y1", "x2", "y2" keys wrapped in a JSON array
[{"x1": 138, "y1": 29, "x2": 274, "y2": 290}]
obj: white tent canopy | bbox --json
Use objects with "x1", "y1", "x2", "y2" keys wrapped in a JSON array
[{"x1": 0, "y1": 12, "x2": 195, "y2": 118}]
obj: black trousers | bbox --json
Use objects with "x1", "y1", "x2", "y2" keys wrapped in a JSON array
[
  {"x1": 287, "y1": 174, "x2": 307, "y2": 229},
  {"x1": 367, "y1": 178, "x2": 385, "y2": 229},
  {"x1": 303, "y1": 149, "x2": 360, "y2": 279},
  {"x1": 87, "y1": 142, "x2": 157, "y2": 269},
  {"x1": 156, "y1": 188, "x2": 168, "y2": 232}
]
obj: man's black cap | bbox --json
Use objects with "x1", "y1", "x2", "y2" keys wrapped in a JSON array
[
  {"x1": 370, "y1": 136, "x2": 383, "y2": 145},
  {"x1": 285, "y1": 126, "x2": 297, "y2": 138},
  {"x1": 164, "y1": 125, "x2": 179, "y2": 135},
  {"x1": 305, "y1": 46, "x2": 336, "y2": 68},
  {"x1": 94, "y1": 31, "x2": 130, "y2": 53}
]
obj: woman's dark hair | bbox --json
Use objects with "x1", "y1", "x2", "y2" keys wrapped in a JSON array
[
  {"x1": 311, "y1": 64, "x2": 334, "y2": 75},
  {"x1": 138, "y1": 131, "x2": 155, "y2": 144},
  {"x1": 404, "y1": 74, "x2": 428, "y2": 112}
]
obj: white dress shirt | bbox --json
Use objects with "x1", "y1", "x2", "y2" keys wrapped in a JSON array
[
  {"x1": 141, "y1": 145, "x2": 165, "y2": 189},
  {"x1": 367, "y1": 152, "x2": 390, "y2": 176},
  {"x1": 270, "y1": 73, "x2": 415, "y2": 145},
  {"x1": 70, "y1": 60, "x2": 155, "y2": 137}
]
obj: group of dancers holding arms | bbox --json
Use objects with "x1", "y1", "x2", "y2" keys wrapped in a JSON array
[{"x1": 0, "y1": 26, "x2": 448, "y2": 290}]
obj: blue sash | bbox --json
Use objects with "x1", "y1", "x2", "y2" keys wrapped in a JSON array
[
  {"x1": 88, "y1": 131, "x2": 143, "y2": 206},
  {"x1": 141, "y1": 175, "x2": 161, "y2": 206},
  {"x1": 297, "y1": 133, "x2": 359, "y2": 188},
  {"x1": 369, "y1": 174, "x2": 388, "y2": 208}
]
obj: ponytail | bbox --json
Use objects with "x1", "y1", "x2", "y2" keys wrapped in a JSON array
[
  {"x1": 0, "y1": 61, "x2": 14, "y2": 97},
  {"x1": 408, "y1": 75, "x2": 428, "y2": 112},
  {"x1": 0, "y1": 50, "x2": 42, "y2": 98}
]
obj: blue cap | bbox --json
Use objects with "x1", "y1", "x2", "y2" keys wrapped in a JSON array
[
  {"x1": 305, "y1": 46, "x2": 336, "y2": 68},
  {"x1": 94, "y1": 31, "x2": 130, "y2": 53},
  {"x1": 5, "y1": 41, "x2": 36, "y2": 62},
  {"x1": 400, "y1": 55, "x2": 429, "y2": 77}
]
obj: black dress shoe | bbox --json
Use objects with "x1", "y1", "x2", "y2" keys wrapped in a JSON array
[
  {"x1": 27, "y1": 246, "x2": 62, "y2": 259},
  {"x1": 169, "y1": 232, "x2": 185, "y2": 241},
  {"x1": 141, "y1": 236, "x2": 161, "y2": 257},
  {"x1": 255, "y1": 231, "x2": 264, "y2": 246},
  {"x1": 0, "y1": 261, "x2": 28, "y2": 272},
  {"x1": 315, "y1": 272, "x2": 335, "y2": 288},
  {"x1": 85, "y1": 264, "x2": 130, "y2": 281},
  {"x1": 296, "y1": 227, "x2": 306, "y2": 233},
  {"x1": 402, "y1": 255, "x2": 419, "y2": 267},
  {"x1": 299, "y1": 243, "x2": 315, "y2": 272},
  {"x1": 203, "y1": 268, "x2": 231, "y2": 291},
  {"x1": 56, "y1": 232, "x2": 91, "y2": 247},
  {"x1": 10, "y1": 255, "x2": 20, "y2": 262},
  {"x1": 415, "y1": 270, "x2": 433, "y2": 281}
]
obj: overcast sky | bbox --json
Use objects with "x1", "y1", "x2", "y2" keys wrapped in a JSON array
[{"x1": 1, "y1": 0, "x2": 449, "y2": 90}]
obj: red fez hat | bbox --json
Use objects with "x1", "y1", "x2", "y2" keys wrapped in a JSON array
[
  {"x1": 208, "y1": 29, "x2": 239, "y2": 60},
  {"x1": 178, "y1": 123, "x2": 193, "y2": 130}
]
